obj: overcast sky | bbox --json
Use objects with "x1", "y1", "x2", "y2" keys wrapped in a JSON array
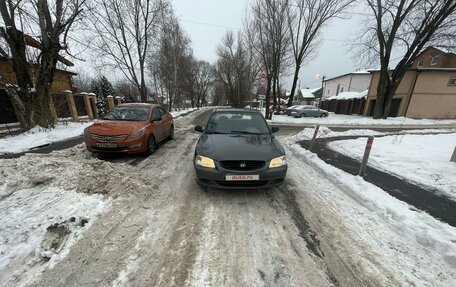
[{"x1": 172, "y1": 0, "x2": 368, "y2": 90}]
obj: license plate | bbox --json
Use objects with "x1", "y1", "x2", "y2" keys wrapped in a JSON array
[
  {"x1": 96, "y1": 142, "x2": 118, "y2": 148},
  {"x1": 226, "y1": 175, "x2": 259, "y2": 181}
]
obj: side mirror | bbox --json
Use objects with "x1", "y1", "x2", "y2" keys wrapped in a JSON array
[
  {"x1": 271, "y1": 127, "x2": 280, "y2": 133},
  {"x1": 152, "y1": 116, "x2": 161, "y2": 122},
  {"x1": 195, "y1": 125, "x2": 204, "y2": 133}
]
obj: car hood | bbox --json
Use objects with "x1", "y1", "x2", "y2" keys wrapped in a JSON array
[
  {"x1": 195, "y1": 134, "x2": 285, "y2": 161},
  {"x1": 87, "y1": 120, "x2": 148, "y2": 135}
]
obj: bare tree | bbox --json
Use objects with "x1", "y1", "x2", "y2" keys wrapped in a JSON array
[
  {"x1": 0, "y1": 0, "x2": 86, "y2": 128},
  {"x1": 213, "y1": 31, "x2": 258, "y2": 108},
  {"x1": 358, "y1": 0, "x2": 456, "y2": 119},
  {"x1": 192, "y1": 60, "x2": 213, "y2": 108},
  {"x1": 286, "y1": 0, "x2": 355, "y2": 106},
  {"x1": 89, "y1": 0, "x2": 169, "y2": 102},
  {"x1": 157, "y1": 17, "x2": 193, "y2": 110},
  {"x1": 246, "y1": 0, "x2": 291, "y2": 119}
]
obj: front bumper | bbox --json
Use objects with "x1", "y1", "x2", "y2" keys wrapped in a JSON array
[
  {"x1": 85, "y1": 137, "x2": 147, "y2": 154},
  {"x1": 194, "y1": 161, "x2": 287, "y2": 190}
]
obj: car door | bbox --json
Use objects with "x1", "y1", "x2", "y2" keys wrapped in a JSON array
[
  {"x1": 152, "y1": 108, "x2": 164, "y2": 141},
  {"x1": 159, "y1": 107, "x2": 171, "y2": 136}
]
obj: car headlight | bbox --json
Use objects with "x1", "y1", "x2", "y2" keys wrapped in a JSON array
[
  {"x1": 127, "y1": 128, "x2": 145, "y2": 140},
  {"x1": 269, "y1": 156, "x2": 287, "y2": 168},
  {"x1": 195, "y1": 155, "x2": 216, "y2": 169}
]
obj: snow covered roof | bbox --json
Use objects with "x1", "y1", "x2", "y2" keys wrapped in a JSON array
[
  {"x1": 336, "y1": 90, "x2": 368, "y2": 100},
  {"x1": 324, "y1": 70, "x2": 373, "y2": 82},
  {"x1": 323, "y1": 90, "x2": 368, "y2": 101},
  {"x1": 298, "y1": 87, "x2": 321, "y2": 99}
]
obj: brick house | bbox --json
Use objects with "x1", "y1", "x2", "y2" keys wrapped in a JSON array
[{"x1": 364, "y1": 47, "x2": 456, "y2": 118}]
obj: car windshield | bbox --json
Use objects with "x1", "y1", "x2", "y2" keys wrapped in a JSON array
[
  {"x1": 104, "y1": 106, "x2": 150, "y2": 121},
  {"x1": 205, "y1": 112, "x2": 270, "y2": 135}
]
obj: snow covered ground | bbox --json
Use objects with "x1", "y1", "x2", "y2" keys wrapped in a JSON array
[
  {"x1": 0, "y1": 186, "x2": 109, "y2": 287},
  {"x1": 170, "y1": 107, "x2": 198, "y2": 117},
  {"x1": 0, "y1": 122, "x2": 92, "y2": 155},
  {"x1": 328, "y1": 133, "x2": 456, "y2": 201},
  {"x1": 284, "y1": 137, "x2": 456, "y2": 286},
  {"x1": 270, "y1": 112, "x2": 456, "y2": 126}
]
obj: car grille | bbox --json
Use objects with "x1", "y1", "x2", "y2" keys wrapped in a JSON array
[
  {"x1": 219, "y1": 160, "x2": 265, "y2": 171},
  {"x1": 90, "y1": 134, "x2": 127, "y2": 141},
  {"x1": 216, "y1": 180, "x2": 269, "y2": 188}
]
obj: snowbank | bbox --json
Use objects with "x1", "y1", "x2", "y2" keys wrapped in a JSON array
[
  {"x1": 0, "y1": 185, "x2": 109, "y2": 286},
  {"x1": 289, "y1": 126, "x2": 456, "y2": 142},
  {"x1": 0, "y1": 145, "x2": 153, "y2": 285},
  {"x1": 0, "y1": 122, "x2": 92, "y2": 155},
  {"x1": 284, "y1": 138, "x2": 456, "y2": 286},
  {"x1": 328, "y1": 133, "x2": 456, "y2": 200},
  {"x1": 171, "y1": 107, "x2": 198, "y2": 117},
  {"x1": 270, "y1": 113, "x2": 456, "y2": 126}
]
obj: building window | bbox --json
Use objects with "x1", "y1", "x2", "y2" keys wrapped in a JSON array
[
  {"x1": 431, "y1": 56, "x2": 439, "y2": 65},
  {"x1": 449, "y1": 77, "x2": 456, "y2": 86},
  {"x1": 417, "y1": 58, "x2": 424, "y2": 67}
]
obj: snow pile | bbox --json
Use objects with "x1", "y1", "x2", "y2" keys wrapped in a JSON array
[
  {"x1": 329, "y1": 133, "x2": 456, "y2": 200},
  {"x1": 289, "y1": 126, "x2": 456, "y2": 142},
  {"x1": 289, "y1": 126, "x2": 384, "y2": 141},
  {"x1": 0, "y1": 145, "x2": 153, "y2": 285},
  {"x1": 270, "y1": 113, "x2": 456, "y2": 126},
  {"x1": 0, "y1": 122, "x2": 92, "y2": 155},
  {"x1": 171, "y1": 107, "x2": 198, "y2": 117},
  {"x1": 0, "y1": 145, "x2": 153, "y2": 198},
  {"x1": 284, "y1": 138, "x2": 456, "y2": 285},
  {"x1": 0, "y1": 186, "x2": 109, "y2": 287}
]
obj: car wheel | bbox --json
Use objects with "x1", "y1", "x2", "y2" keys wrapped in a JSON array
[
  {"x1": 147, "y1": 135, "x2": 156, "y2": 155},
  {"x1": 299, "y1": 113, "x2": 306, "y2": 118},
  {"x1": 320, "y1": 113, "x2": 328, "y2": 118},
  {"x1": 168, "y1": 125, "x2": 174, "y2": 140}
]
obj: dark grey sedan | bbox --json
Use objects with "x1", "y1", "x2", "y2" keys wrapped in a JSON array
[{"x1": 194, "y1": 109, "x2": 287, "y2": 189}]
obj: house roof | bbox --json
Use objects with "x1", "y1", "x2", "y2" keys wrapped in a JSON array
[
  {"x1": 297, "y1": 87, "x2": 321, "y2": 99},
  {"x1": 324, "y1": 70, "x2": 371, "y2": 82},
  {"x1": 323, "y1": 89, "x2": 368, "y2": 101}
]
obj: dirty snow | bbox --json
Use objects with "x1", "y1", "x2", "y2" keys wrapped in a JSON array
[
  {"x1": 328, "y1": 133, "x2": 456, "y2": 200},
  {"x1": 270, "y1": 113, "x2": 456, "y2": 126},
  {"x1": 284, "y1": 138, "x2": 456, "y2": 286},
  {"x1": 0, "y1": 145, "x2": 153, "y2": 286},
  {"x1": 171, "y1": 107, "x2": 198, "y2": 117},
  {"x1": 0, "y1": 122, "x2": 92, "y2": 155},
  {"x1": 0, "y1": 184, "x2": 109, "y2": 287}
]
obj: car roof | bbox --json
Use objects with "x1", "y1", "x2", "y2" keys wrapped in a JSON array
[
  {"x1": 213, "y1": 108, "x2": 262, "y2": 113},
  {"x1": 118, "y1": 103, "x2": 159, "y2": 108}
]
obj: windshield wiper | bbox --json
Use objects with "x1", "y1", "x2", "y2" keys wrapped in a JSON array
[{"x1": 230, "y1": 130, "x2": 263, "y2": 135}]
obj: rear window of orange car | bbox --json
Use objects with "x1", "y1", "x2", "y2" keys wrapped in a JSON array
[{"x1": 104, "y1": 106, "x2": 150, "y2": 121}]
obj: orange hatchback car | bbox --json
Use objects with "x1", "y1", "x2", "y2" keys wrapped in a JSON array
[{"x1": 84, "y1": 103, "x2": 174, "y2": 154}]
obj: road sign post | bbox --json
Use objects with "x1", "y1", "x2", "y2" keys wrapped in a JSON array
[
  {"x1": 309, "y1": 125, "x2": 320, "y2": 151},
  {"x1": 359, "y1": 136, "x2": 374, "y2": 177}
]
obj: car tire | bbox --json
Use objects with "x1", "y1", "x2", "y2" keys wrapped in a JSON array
[
  {"x1": 320, "y1": 113, "x2": 328, "y2": 118},
  {"x1": 147, "y1": 135, "x2": 156, "y2": 155},
  {"x1": 168, "y1": 125, "x2": 174, "y2": 140},
  {"x1": 299, "y1": 113, "x2": 306, "y2": 118}
]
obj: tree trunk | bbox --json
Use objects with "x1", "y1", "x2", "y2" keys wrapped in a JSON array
[
  {"x1": 287, "y1": 63, "x2": 300, "y2": 107},
  {"x1": 373, "y1": 67, "x2": 389, "y2": 119},
  {"x1": 265, "y1": 76, "x2": 272, "y2": 119}
]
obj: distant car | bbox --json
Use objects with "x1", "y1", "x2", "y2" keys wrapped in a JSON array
[
  {"x1": 285, "y1": 105, "x2": 301, "y2": 116},
  {"x1": 84, "y1": 103, "x2": 174, "y2": 154},
  {"x1": 193, "y1": 108, "x2": 287, "y2": 189},
  {"x1": 291, "y1": 106, "x2": 329, "y2": 118}
]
